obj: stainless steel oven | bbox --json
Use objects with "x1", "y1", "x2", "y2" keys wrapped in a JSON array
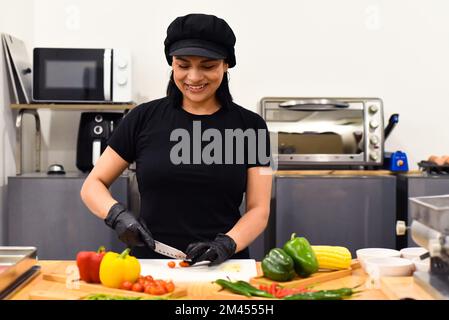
[{"x1": 260, "y1": 97, "x2": 384, "y2": 168}]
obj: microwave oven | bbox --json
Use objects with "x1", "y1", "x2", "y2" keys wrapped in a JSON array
[
  {"x1": 260, "y1": 97, "x2": 385, "y2": 169},
  {"x1": 32, "y1": 48, "x2": 132, "y2": 103}
]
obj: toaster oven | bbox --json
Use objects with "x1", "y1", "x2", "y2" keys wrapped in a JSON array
[{"x1": 260, "y1": 97, "x2": 384, "y2": 169}]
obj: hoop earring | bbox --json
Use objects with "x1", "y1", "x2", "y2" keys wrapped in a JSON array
[{"x1": 226, "y1": 71, "x2": 231, "y2": 82}]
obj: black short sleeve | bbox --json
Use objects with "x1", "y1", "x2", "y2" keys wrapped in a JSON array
[{"x1": 107, "y1": 106, "x2": 142, "y2": 163}]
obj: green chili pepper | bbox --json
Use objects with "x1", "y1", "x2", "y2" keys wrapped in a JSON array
[
  {"x1": 215, "y1": 279, "x2": 252, "y2": 297},
  {"x1": 83, "y1": 293, "x2": 167, "y2": 300},
  {"x1": 283, "y1": 233, "x2": 319, "y2": 277},
  {"x1": 234, "y1": 281, "x2": 275, "y2": 298},
  {"x1": 215, "y1": 279, "x2": 276, "y2": 298},
  {"x1": 283, "y1": 288, "x2": 356, "y2": 300}
]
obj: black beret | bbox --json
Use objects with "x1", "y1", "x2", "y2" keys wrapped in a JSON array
[{"x1": 164, "y1": 13, "x2": 236, "y2": 68}]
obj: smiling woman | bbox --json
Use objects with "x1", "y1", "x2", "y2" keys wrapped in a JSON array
[
  {"x1": 171, "y1": 56, "x2": 228, "y2": 115},
  {"x1": 80, "y1": 13, "x2": 272, "y2": 267}
]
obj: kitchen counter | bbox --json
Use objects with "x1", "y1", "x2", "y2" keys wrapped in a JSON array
[{"x1": 8, "y1": 261, "x2": 434, "y2": 300}]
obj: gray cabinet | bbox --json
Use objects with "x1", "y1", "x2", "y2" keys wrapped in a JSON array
[
  {"x1": 271, "y1": 175, "x2": 396, "y2": 255},
  {"x1": 397, "y1": 174, "x2": 449, "y2": 248},
  {"x1": 6, "y1": 172, "x2": 129, "y2": 259}
]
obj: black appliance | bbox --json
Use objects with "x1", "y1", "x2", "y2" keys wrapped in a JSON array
[{"x1": 76, "y1": 112, "x2": 123, "y2": 172}]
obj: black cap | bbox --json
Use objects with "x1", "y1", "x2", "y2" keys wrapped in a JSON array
[{"x1": 164, "y1": 13, "x2": 236, "y2": 68}]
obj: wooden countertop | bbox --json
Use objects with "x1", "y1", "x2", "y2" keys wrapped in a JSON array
[{"x1": 8, "y1": 261, "x2": 434, "y2": 300}]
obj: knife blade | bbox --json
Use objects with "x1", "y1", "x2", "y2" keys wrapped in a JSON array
[
  {"x1": 153, "y1": 240, "x2": 211, "y2": 266},
  {"x1": 154, "y1": 240, "x2": 187, "y2": 260}
]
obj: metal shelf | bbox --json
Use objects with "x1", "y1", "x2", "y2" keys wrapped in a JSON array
[{"x1": 11, "y1": 103, "x2": 136, "y2": 175}]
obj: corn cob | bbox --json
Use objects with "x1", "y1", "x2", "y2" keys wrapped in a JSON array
[{"x1": 311, "y1": 246, "x2": 352, "y2": 270}]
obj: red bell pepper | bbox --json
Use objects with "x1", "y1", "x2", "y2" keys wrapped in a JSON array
[{"x1": 76, "y1": 246, "x2": 106, "y2": 283}]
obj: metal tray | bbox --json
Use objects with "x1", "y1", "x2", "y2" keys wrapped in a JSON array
[
  {"x1": 409, "y1": 195, "x2": 449, "y2": 233},
  {"x1": 0, "y1": 246, "x2": 38, "y2": 296}
]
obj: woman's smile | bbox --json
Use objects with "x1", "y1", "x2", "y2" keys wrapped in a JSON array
[{"x1": 185, "y1": 83, "x2": 208, "y2": 93}]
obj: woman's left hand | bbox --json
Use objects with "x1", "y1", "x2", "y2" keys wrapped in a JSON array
[{"x1": 185, "y1": 233, "x2": 237, "y2": 266}]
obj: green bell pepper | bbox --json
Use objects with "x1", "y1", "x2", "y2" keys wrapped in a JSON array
[
  {"x1": 261, "y1": 248, "x2": 296, "y2": 282},
  {"x1": 283, "y1": 233, "x2": 318, "y2": 277}
]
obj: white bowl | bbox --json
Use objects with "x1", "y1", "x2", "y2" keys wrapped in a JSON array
[
  {"x1": 413, "y1": 258, "x2": 430, "y2": 272},
  {"x1": 364, "y1": 257, "x2": 414, "y2": 277},
  {"x1": 356, "y1": 248, "x2": 401, "y2": 270},
  {"x1": 400, "y1": 247, "x2": 428, "y2": 261}
]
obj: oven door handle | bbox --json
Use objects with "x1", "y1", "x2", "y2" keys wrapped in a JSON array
[
  {"x1": 279, "y1": 99, "x2": 349, "y2": 110},
  {"x1": 103, "y1": 49, "x2": 112, "y2": 101}
]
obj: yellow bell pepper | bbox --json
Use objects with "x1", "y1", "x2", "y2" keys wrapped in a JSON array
[{"x1": 99, "y1": 248, "x2": 141, "y2": 288}]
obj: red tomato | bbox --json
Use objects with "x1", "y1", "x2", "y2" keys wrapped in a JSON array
[
  {"x1": 132, "y1": 283, "x2": 144, "y2": 292},
  {"x1": 137, "y1": 277, "x2": 146, "y2": 286},
  {"x1": 179, "y1": 261, "x2": 190, "y2": 268},
  {"x1": 144, "y1": 275, "x2": 154, "y2": 282},
  {"x1": 120, "y1": 281, "x2": 134, "y2": 291},
  {"x1": 144, "y1": 284, "x2": 155, "y2": 295},
  {"x1": 150, "y1": 285, "x2": 166, "y2": 295},
  {"x1": 165, "y1": 281, "x2": 175, "y2": 293}
]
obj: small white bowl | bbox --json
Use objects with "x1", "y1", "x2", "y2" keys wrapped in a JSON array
[
  {"x1": 413, "y1": 258, "x2": 430, "y2": 273},
  {"x1": 400, "y1": 247, "x2": 428, "y2": 261},
  {"x1": 364, "y1": 257, "x2": 414, "y2": 277},
  {"x1": 356, "y1": 248, "x2": 401, "y2": 270}
]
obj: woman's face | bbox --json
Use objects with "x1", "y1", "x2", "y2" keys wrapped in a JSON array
[{"x1": 172, "y1": 56, "x2": 228, "y2": 107}]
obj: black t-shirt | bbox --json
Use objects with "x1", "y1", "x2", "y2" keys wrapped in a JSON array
[{"x1": 107, "y1": 97, "x2": 271, "y2": 258}]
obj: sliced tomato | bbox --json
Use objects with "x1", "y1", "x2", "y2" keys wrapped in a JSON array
[{"x1": 179, "y1": 261, "x2": 190, "y2": 268}]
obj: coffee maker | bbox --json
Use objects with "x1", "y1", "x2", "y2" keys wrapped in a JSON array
[{"x1": 76, "y1": 112, "x2": 123, "y2": 172}]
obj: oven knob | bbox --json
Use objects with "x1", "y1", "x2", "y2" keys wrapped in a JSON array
[
  {"x1": 369, "y1": 120, "x2": 379, "y2": 129},
  {"x1": 93, "y1": 125, "x2": 103, "y2": 135},
  {"x1": 117, "y1": 58, "x2": 128, "y2": 69},
  {"x1": 94, "y1": 115, "x2": 103, "y2": 123},
  {"x1": 370, "y1": 136, "x2": 379, "y2": 145},
  {"x1": 369, "y1": 105, "x2": 379, "y2": 114},
  {"x1": 370, "y1": 152, "x2": 379, "y2": 161},
  {"x1": 117, "y1": 75, "x2": 128, "y2": 86}
]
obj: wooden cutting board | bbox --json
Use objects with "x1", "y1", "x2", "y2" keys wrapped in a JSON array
[
  {"x1": 250, "y1": 260, "x2": 361, "y2": 289},
  {"x1": 32, "y1": 273, "x2": 187, "y2": 300},
  {"x1": 380, "y1": 277, "x2": 434, "y2": 300},
  {"x1": 139, "y1": 259, "x2": 258, "y2": 284}
]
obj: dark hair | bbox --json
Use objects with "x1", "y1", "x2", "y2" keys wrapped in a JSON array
[{"x1": 166, "y1": 71, "x2": 233, "y2": 109}]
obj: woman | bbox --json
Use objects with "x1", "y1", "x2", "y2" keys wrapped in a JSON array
[{"x1": 80, "y1": 13, "x2": 272, "y2": 266}]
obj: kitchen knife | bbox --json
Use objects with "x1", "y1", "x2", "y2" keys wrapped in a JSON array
[
  {"x1": 154, "y1": 240, "x2": 187, "y2": 260},
  {"x1": 154, "y1": 240, "x2": 211, "y2": 266}
]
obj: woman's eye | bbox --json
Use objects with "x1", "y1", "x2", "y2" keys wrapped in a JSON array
[
  {"x1": 203, "y1": 65, "x2": 216, "y2": 69},
  {"x1": 178, "y1": 65, "x2": 189, "y2": 69}
]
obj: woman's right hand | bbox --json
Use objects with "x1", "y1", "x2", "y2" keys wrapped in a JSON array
[{"x1": 104, "y1": 203, "x2": 155, "y2": 250}]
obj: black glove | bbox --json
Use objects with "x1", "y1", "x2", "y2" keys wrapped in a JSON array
[
  {"x1": 185, "y1": 233, "x2": 237, "y2": 267},
  {"x1": 104, "y1": 202, "x2": 155, "y2": 250}
]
